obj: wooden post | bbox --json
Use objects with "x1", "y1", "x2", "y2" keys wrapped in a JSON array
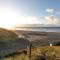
[{"x1": 27, "y1": 42, "x2": 32, "y2": 60}]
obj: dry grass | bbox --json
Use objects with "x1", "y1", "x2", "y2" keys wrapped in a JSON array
[
  {"x1": 0, "y1": 46, "x2": 60, "y2": 60},
  {"x1": 31, "y1": 46, "x2": 60, "y2": 60}
]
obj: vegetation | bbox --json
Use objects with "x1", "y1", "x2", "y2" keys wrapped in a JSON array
[
  {"x1": 0, "y1": 28, "x2": 18, "y2": 57},
  {"x1": 0, "y1": 28, "x2": 18, "y2": 42},
  {"x1": 0, "y1": 46, "x2": 60, "y2": 60},
  {"x1": 31, "y1": 46, "x2": 60, "y2": 60}
]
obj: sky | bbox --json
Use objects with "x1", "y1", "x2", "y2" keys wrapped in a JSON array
[{"x1": 0, "y1": 0, "x2": 60, "y2": 29}]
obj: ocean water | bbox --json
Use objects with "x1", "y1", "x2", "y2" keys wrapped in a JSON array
[{"x1": 19, "y1": 27, "x2": 60, "y2": 32}]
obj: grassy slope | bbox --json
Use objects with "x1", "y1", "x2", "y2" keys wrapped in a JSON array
[
  {"x1": 0, "y1": 46, "x2": 60, "y2": 60},
  {"x1": 0, "y1": 28, "x2": 30, "y2": 57},
  {"x1": 32, "y1": 46, "x2": 60, "y2": 59}
]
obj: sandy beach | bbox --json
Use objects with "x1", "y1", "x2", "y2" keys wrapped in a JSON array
[{"x1": 14, "y1": 30, "x2": 60, "y2": 46}]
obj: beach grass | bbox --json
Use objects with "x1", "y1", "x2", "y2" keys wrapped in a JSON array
[{"x1": 0, "y1": 46, "x2": 60, "y2": 60}]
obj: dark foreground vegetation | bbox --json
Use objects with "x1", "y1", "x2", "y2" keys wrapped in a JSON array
[{"x1": 0, "y1": 46, "x2": 60, "y2": 60}]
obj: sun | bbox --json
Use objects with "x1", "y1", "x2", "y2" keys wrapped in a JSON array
[
  {"x1": 0, "y1": 7, "x2": 21, "y2": 29},
  {"x1": 0, "y1": 6, "x2": 39, "y2": 29}
]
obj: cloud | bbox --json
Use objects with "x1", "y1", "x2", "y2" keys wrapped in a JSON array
[
  {"x1": 17, "y1": 16, "x2": 40, "y2": 24},
  {"x1": 44, "y1": 16, "x2": 60, "y2": 25},
  {"x1": 46, "y1": 8, "x2": 54, "y2": 13},
  {"x1": 0, "y1": 6, "x2": 40, "y2": 29}
]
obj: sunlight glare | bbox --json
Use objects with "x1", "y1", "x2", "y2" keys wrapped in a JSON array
[{"x1": 0, "y1": 7, "x2": 38, "y2": 29}]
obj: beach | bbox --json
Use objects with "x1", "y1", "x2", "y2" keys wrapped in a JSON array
[{"x1": 14, "y1": 30, "x2": 60, "y2": 46}]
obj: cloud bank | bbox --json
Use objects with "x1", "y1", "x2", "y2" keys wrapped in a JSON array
[
  {"x1": 44, "y1": 16, "x2": 60, "y2": 25},
  {"x1": 16, "y1": 16, "x2": 40, "y2": 24}
]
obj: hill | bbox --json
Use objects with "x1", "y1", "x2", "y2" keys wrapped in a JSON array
[{"x1": 0, "y1": 28, "x2": 30, "y2": 57}]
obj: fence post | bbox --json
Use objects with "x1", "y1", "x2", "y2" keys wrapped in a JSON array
[{"x1": 27, "y1": 42, "x2": 32, "y2": 60}]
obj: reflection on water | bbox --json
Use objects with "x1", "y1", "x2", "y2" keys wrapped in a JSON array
[{"x1": 16, "y1": 27, "x2": 60, "y2": 32}]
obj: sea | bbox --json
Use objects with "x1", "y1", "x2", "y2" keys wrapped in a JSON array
[{"x1": 17, "y1": 27, "x2": 60, "y2": 32}]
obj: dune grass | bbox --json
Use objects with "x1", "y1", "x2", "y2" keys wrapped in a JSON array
[{"x1": 0, "y1": 46, "x2": 60, "y2": 60}]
